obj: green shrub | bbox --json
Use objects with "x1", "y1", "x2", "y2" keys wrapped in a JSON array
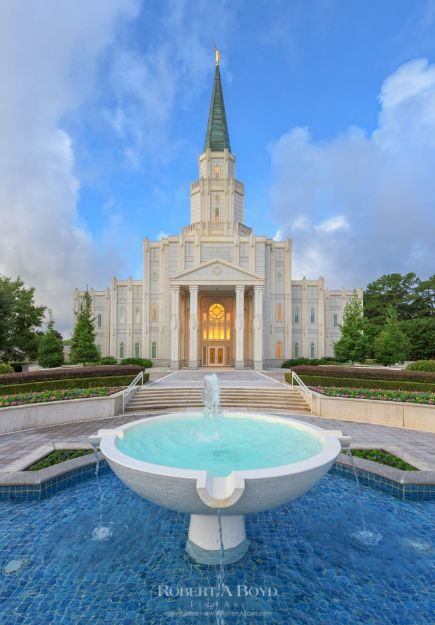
[
  {"x1": 291, "y1": 365, "x2": 435, "y2": 383},
  {"x1": 281, "y1": 357, "x2": 343, "y2": 368},
  {"x1": 0, "y1": 373, "x2": 149, "y2": 396},
  {"x1": 285, "y1": 372, "x2": 435, "y2": 392},
  {"x1": 406, "y1": 360, "x2": 435, "y2": 372},
  {"x1": 99, "y1": 356, "x2": 118, "y2": 365},
  {"x1": 0, "y1": 364, "x2": 142, "y2": 386},
  {"x1": 120, "y1": 358, "x2": 153, "y2": 369},
  {"x1": 0, "y1": 363, "x2": 14, "y2": 374}
]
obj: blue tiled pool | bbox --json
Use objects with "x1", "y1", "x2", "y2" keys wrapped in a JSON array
[{"x1": 0, "y1": 470, "x2": 433, "y2": 625}]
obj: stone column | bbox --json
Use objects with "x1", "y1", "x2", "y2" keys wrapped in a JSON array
[
  {"x1": 253, "y1": 285, "x2": 264, "y2": 371},
  {"x1": 189, "y1": 285, "x2": 199, "y2": 369},
  {"x1": 170, "y1": 286, "x2": 180, "y2": 369},
  {"x1": 235, "y1": 285, "x2": 245, "y2": 369}
]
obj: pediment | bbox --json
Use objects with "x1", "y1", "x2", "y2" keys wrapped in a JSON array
[{"x1": 171, "y1": 259, "x2": 263, "y2": 286}]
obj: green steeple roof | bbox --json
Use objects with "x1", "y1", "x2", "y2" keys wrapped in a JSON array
[{"x1": 204, "y1": 64, "x2": 231, "y2": 152}]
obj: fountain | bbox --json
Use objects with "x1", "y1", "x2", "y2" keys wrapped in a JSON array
[{"x1": 90, "y1": 374, "x2": 350, "y2": 564}]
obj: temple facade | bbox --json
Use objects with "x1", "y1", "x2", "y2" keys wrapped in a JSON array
[{"x1": 74, "y1": 60, "x2": 361, "y2": 369}]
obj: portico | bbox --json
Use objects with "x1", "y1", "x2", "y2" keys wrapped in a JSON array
[{"x1": 170, "y1": 259, "x2": 264, "y2": 370}]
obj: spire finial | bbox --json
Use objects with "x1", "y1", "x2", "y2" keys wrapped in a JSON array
[{"x1": 214, "y1": 43, "x2": 221, "y2": 66}]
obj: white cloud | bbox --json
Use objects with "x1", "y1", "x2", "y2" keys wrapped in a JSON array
[
  {"x1": 270, "y1": 58, "x2": 435, "y2": 289},
  {"x1": 0, "y1": 1, "x2": 139, "y2": 334},
  {"x1": 105, "y1": 0, "x2": 236, "y2": 165}
]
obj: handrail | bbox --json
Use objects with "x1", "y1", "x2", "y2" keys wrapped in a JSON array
[
  {"x1": 290, "y1": 370, "x2": 313, "y2": 411},
  {"x1": 122, "y1": 370, "x2": 144, "y2": 414}
]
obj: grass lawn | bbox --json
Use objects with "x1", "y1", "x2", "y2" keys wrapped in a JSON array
[{"x1": 351, "y1": 448, "x2": 418, "y2": 471}]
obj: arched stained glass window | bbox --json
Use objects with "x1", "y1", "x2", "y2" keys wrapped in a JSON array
[{"x1": 276, "y1": 341, "x2": 283, "y2": 359}]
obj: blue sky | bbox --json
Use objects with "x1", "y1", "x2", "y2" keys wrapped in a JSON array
[{"x1": 1, "y1": 0, "x2": 435, "y2": 331}]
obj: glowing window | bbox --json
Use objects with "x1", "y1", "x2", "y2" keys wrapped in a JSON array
[
  {"x1": 151, "y1": 303, "x2": 158, "y2": 321},
  {"x1": 276, "y1": 303, "x2": 283, "y2": 322},
  {"x1": 275, "y1": 341, "x2": 283, "y2": 359},
  {"x1": 209, "y1": 303, "x2": 224, "y2": 320},
  {"x1": 214, "y1": 166, "x2": 221, "y2": 178},
  {"x1": 205, "y1": 303, "x2": 229, "y2": 341}
]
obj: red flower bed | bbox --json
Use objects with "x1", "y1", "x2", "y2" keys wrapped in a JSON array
[
  {"x1": 291, "y1": 365, "x2": 435, "y2": 383},
  {"x1": 0, "y1": 365, "x2": 143, "y2": 386}
]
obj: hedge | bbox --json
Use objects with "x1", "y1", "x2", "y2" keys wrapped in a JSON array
[
  {"x1": 406, "y1": 360, "x2": 435, "y2": 372},
  {"x1": 290, "y1": 365, "x2": 435, "y2": 383},
  {"x1": 285, "y1": 373, "x2": 435, "y2": 392},
  {"x1": 0, "y1": 364, "x2": 143, "y2": 386},
  {"x1": 281, "y1": 358, "x2": 343, "y2": 368},
  {"x1": 0, "y1": 373, "x2": 149, "y2": 396}
]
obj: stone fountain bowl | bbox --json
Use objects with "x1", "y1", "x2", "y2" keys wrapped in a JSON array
[{"x1": 92, "y1": 413, "x2": 348, "y2": 564}]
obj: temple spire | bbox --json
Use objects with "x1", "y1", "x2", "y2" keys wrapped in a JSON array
[{"x1": 204, "y1": 53, "x2": 231, "y2": 152}]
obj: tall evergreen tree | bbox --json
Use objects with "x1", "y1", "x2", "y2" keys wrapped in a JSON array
[
  {"x1": 70, "y1": 291, "x2": 99, "y2": 366},
  {"x1": 37, "y1": 314, "x2": 64, "y2": 368},
  {"x1": 374, "y1": 307, "x2": 409, "y2": 366},
  {"x1": 334, "y1": 293, "x2": 368, "y2": 365}
]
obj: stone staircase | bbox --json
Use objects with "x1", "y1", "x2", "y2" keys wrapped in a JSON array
[{"x1": 125, "y1": 385, "x2": 310, "y2": 414}]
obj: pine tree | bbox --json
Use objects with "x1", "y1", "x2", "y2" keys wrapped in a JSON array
[
  {"x1": 70, "y1": 291, "x2": 99, "y2": 366},
  {"x1": 37, "y1": 316, "x2": 64, "y2": 368},
  {"x1": 334, "y1": 293, "x2": 369, "y2": 365},
  {"x1": 374, "y1": 306, "x2": 409, "y2": 366}
]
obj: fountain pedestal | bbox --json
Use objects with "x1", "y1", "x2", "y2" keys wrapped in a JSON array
[{"x1": 186, "y1": 514, "x2": 249, "y2": 564}]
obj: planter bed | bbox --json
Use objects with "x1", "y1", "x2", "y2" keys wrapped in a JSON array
[
  {"x1": 310, "y1": 385, "x2": 434, "y2": 405},
  {"x1": 0, "y1": 364, "x2": 143, "y2": 386},
  {"x1": 0, "y1": 387, "x2": 123, "y2": 408},
  {"x1": 28, "y1": 449, "x2": 93, "y2": 471},
  {"x1": 350, "y1": 449, "x2": 418, "y2": 471},
  {"x1": 291, "y1": 365, "x2": 435, "y2": 384},
  {"x1": 0, "y1": 373, "x2": 149, "y2": 395},
  {"x1": 288, "y1": 373, "x2": 435, "y2": 392}
]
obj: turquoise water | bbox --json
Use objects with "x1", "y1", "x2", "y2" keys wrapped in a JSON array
[{"x1": 115, "y1": 415, "x2": 323, "y2": 476}]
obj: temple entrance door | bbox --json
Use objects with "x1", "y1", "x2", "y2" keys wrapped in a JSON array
[{"x1": 208, "y1": 346, "x2": 225, "y2": 366}]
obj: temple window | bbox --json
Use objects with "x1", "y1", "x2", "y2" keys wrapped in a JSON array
[
  {"x1": 134, "y1": 342, "x2": 140, "y2": 358},
  {"x1": 275, "y1": 341, "x2": 283, "y2": 359}
]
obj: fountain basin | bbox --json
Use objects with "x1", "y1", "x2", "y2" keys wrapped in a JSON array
[{"x1": 93, "y1": 413, "x2": 346, "y2": 563}]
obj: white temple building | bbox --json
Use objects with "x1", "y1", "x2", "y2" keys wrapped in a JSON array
[{"x1": 74, "y1": 57, "x2": 361, "y2": 369}]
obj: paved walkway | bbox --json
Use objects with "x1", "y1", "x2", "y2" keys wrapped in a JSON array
[
  {"x1": 0, "y1": 368, "x2": 434, "y2": 472},
  {"x1": 147, "y1": 369, "x2": 283, "y2": 388}
]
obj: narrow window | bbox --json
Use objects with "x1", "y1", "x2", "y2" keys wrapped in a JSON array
[
  {"x1": 214, "y1": 165, "x2": 220, "y2": 179},
  {"x1": 134, "y1": 342, "x2": 140, "y2": 358},
  {"x1": 294, "y1": 342, "x2": 299, "y2": 358},
  {"x1": 119, "y1": 307, "x2": 126, "y2": 324},
  {"x1": 151, "y1": 303, "x2": 158, "y2": 321},
  {"x1": 276, "y1": 303, "x2": 283, "y2": 322},
  {"x1": 333, "y1": 313, "x2": 338, "y2": 328},
  {"x1": 294, "y1": 307, "x2": 299, "y2": 324},
  {"x1": 97, "y1": 314, "x2": 102, "y2": 328},
  {"x1": 310, "y1": 307, "x2": 315, "y2": 324},
  {"x1": 135, "y1": 308, "x2": 141, "y2": 324},
  {"x1": 119, "y1": 342, "x2": 124, "y2": 359},
  {"x1": 310, "y1": 342, "x2": 315, "y2": 358},
  {"x1": 275, "y1": 341, "x2": 283, "y2": 359},
  {"x1": 151, "y1": 341, "x2": 157, "y2": 359}
]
